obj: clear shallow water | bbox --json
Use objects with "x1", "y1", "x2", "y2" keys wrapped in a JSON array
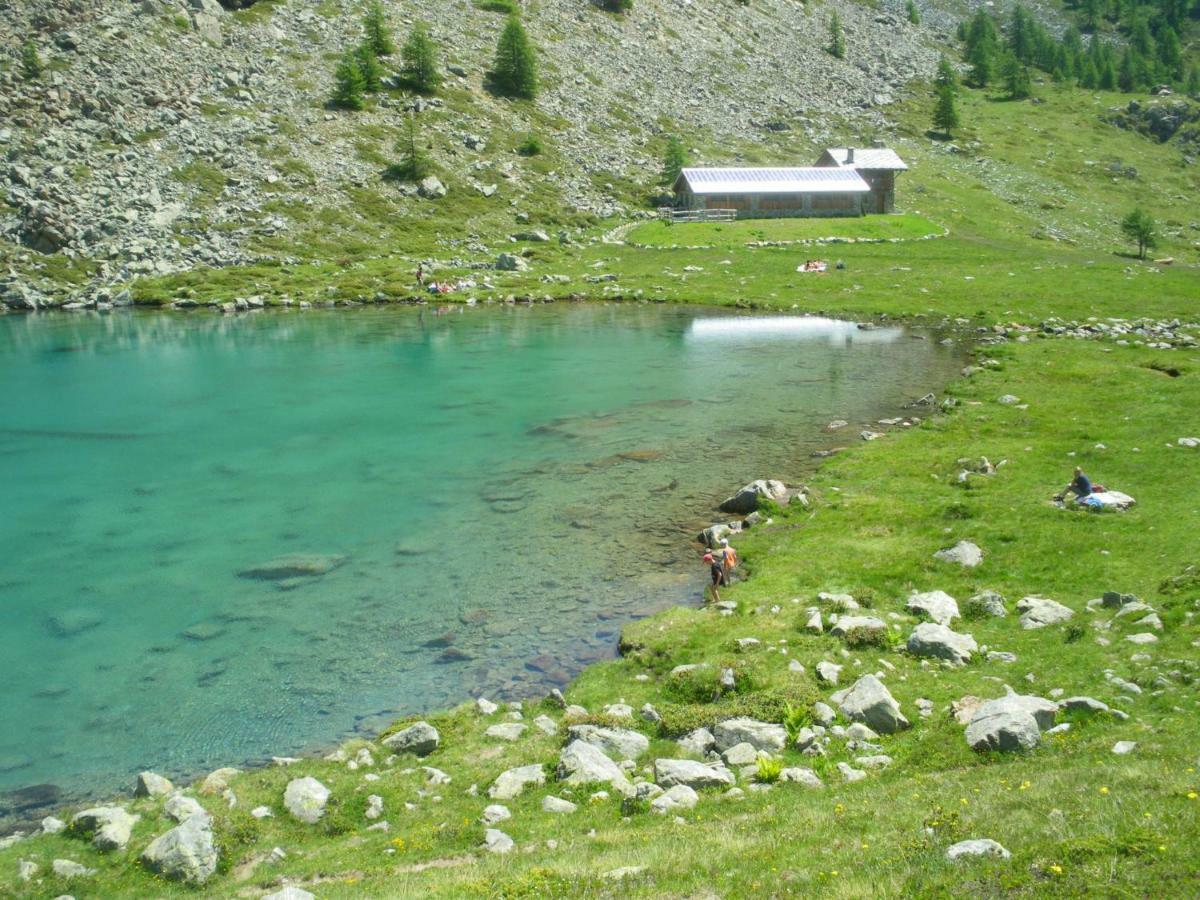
[{"x1": 0, "y1": 305, "x2": 961, "y2": 812}]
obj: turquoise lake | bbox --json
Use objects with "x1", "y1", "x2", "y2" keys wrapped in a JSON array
[{"x1": 0, "y1": 304, "x2": 962, "y2": 816}]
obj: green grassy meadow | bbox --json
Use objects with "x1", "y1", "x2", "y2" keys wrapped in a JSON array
[{"x1": 3, "y1": 80, "x2": 1200, "y2": 899}]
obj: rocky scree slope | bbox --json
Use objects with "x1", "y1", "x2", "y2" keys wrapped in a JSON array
[{"x1": 1, "y1": 0, "x2": 944, "y2": 305}]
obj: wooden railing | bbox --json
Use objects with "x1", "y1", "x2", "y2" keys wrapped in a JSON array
[{"x1": 658, "y1": 207, "x2": 738, "y2": 223}]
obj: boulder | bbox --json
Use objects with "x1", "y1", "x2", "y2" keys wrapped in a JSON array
[
  {"x1": 488, "y1": 764, "x2": 545, "y2": 800},
  {"x1": 947, "y1": 838, "x2": 1011, "y2": 861},
  {"x1": 263, "y1": 888, "x2": 317, "y2": 900},
  {"x1": 283, "y1": 777, "x2": 330, "y2": 824},
  {"x1": 965, "y1": 694, "x2": 1057, "y2": 752},
  {"x1": 933, "y1": 540, "x2": 983, "y2": 567},
  {"x1": 140, "y1": 816, "x2": 218, "y2": 884},
  {"x1": 838, "y1": 674, "x2": 909, "y2": 734},
  {"x1": 653, "y1": 758, "x2": 735, "y2": 790},
  {"x1": 382, "y1": 721, "x2": 439, "y2": 756},
  {"x1": 134, "y1": 772, "x2": 174, "y2": 798},
  {"x1": 1112, "y1": 740, "x2": 1137, "y2": 755},
  {"x1": 556, "y1": 741, "x2": 634, "y2": 796},
  {"x1": 69, "y1": 806, "x2": 139, "y2": 851},
  {"x1": 566, "y1": 725, "x2": 649, "y2": 760},
  {"x1": 721, "y1": 742, "x2": 760, "y2": 767},
  {"x1": 712, "y1": 718, "x2": 787, "y2": 753},
  {"x1": 198, "y1": 767, "x2": 239, "y2": 794},
  {"x1": 1058, "y1": 696, "x2": 1110, "y2": 714},
  {"x1": 237, "y1": 554, "x2": 345, "y2": 580},
  {"x1": 485, "y1": 723, "x2": 527, "y2": 741},
  {"x1": 417, "y1": 176, "x2": 447, "y2": 199},
  {"x1": 52, "y1": 858, "x2": 97, "y2": 878},
  {"x1": 966, "y1": 590, "x2": 1007, "y2": 617},
  {"x1": 829, "y1": 615, "x2": 888, "y2": 640},
  {"x1": 541, "y1": 796, "x2": 577, "y2": 813},
  {"x1": 907, "y1": 623, "x2": 978, "y2": 665},
  {"x1": 906, "y1": 590, "x2": 960, "y2": 626},
  {"x1": 719, "y1": 479, "x2": 789, "y2": 515},
  {"x1": 650, "y1": 784, "x2": 699, "y2": 813},
  {"x1": 816, "y1": 661, "x2": 843, "y2": 685},
  {"x1": 1016, "y1": 596, "x2": 1074, "y2": 629},
  {"x1": 483, "y1": 828, "x2": 514, "y2": 854},
  {"x1": 164, "y1": 793, "x2": 209, "y2": 824},
  {"x1": 495, "y1": 252, "x2": 528, "y2": 271},
  {"x1": 779, "y1": 767, "x2": 823, "y2": 788},
  {"x1": 481, "y1": 804, "x2": 510, "y2": 825},
  {"x1": 677, "y1": 728, "x2": 716, "y2": 756}
]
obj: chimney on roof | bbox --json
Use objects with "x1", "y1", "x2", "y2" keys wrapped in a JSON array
[{"x1": 846, "y1": 147, "x2": 855, "y2": 164}]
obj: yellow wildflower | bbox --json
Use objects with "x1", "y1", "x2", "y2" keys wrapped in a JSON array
[
  {"x1": 1100, "y1": 786, "x2": 1109, "y2": 795},
  {"x1": 1049, "y1": 864, "x2": 1063, "y2": 875}
]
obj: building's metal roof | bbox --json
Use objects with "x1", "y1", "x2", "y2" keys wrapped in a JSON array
[
  {"x1": 677, "y1": 167, "x2": 871, "y2": 195},
  {"x1": 823, "y1": 148, "x2": 909, "y2": 170}
]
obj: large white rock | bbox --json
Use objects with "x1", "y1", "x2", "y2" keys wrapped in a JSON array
[
  {"x1": 779, "y1": 767, "x2": 823, "y2": 788},
  {"x1": 719, "y1": 479, "x2": 789, "y2": 515},
  {"x1": 140, "y1": 816, "x2": 218, "y2": 884},
  {"x1": 712, "y1": 718, "x2": 787, "y2": 753},
  {"x1": 838, "y1": 674, "x2": 910, "y2": 734},
  {"x1": 541, "y1": 795, "x2": 578, "y2": 813},
  {"x1": 134, "y1": 771, "x2": 175, "y2": 798},
  {"x1": 488, "y1": 764, "x2": 546, "y2": 800},
  {"x1": 483, "y1": 828, "x2": 514, "y2": 854},
  {"x1": 263, "y1": 888, "x2": 317, "y2": 900},
  {"x1": 1016, "y1": 596, "x2": 1074, "y2": 629},
  {"x1": 283, "y1": 777, "x2": 330, "y2": 824},
  {"x1": 933, "y1": 540, "x2": 983, "y2": 567},
  {"x1": 52, "y1": 858, "x2": 97, "y2": 878},
  {"x1": 556, "y1": 741, "x2": 634, "y2": 796},
  {"x1": 650, "y1": 784, "x2": 699, "y2": 813},
  {"x1": 829, "y1": 616, "x2": 888, "y2": 639},
  {"x1": 485, "y1": 723, "x2": 527, "y2": 741},
  {"x1": 653, "y1": 758, "x2": 735, "y2": 790},
  {"x1": 947, "y1": 838, "x2": 1011, "y2": 861},
  {"x1": 677, "y1": 728, "x2": 716, "y2": 756},
  {"x1": 382, "y1": 721, "x2": 439, "y2": 756},
  {"x1": 964, "y1": 694, "x2": 1057, "y2": 752},
  {"x1": 567, "y1": 724, "x2": 650, "y2": 759},
  {"x1": 481, "y1": 804, "x2": 511, "y2": 825},
  {"x1": 907, "y1": 622, "x2": 978, "y2": 665},
  {"x1": 164, "y1": 793, "x2": 209, "y2": 825},
  {"x1": 906, "y1": 590, "x2": 960, "y2": 625},
  {"x1": 69, "y1": 806, "x2": 140, "y2": 852}
]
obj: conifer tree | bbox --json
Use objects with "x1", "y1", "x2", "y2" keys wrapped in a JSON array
[
  {"x1": 1117, "y1": 46, "x2": 1136, "y2": 91},
  {"x1": 331, "y1": 48, "x2": 366, "y2": 110},
  {"x1": 491, "y1": 16, "x2": 538, "y2": 99},
  {"x1": 828, "y1": 12, "x2": 846, "y2": 60},
  {"x1": 402, "y1": 22, "x2": 442, "y2": 94},
  {"x1": 1001, "y1": 53, "x2": 1032, "y2": 99},
  {"x1": 21, "y1": 40, "x2": 43, "y2": 81},
  {"x1": 932, "y1": 83, "x2": 960, "y2": 136},
  {"x1": 1080, "y1": 58, "x2": 1099, "y2": 89},
  {"x1": 1099, "y1": 57, "x2": 1118, "y2": 90},
  {"x1": 1120, "y1": 207, "x2": 1156, "y2": 259},
  {"x1": 363, "y1": 0, "x2": 394, "y2": 57},
  {"x1": 967, "y1": 40, "x2": 995, "y2": 87},
  {"x1": 391, "y1": 114, "x2": 432, "y2": 182},
  {"x1": 1157, "y1": 27, "x2": 1182, "y2": 81},
  {"x1": 660, "y1": 136, "x2": 686, "y2": 187},
  {"x1": 935, "y1": 56, "x2": 958, "y2": 94},
  {"x1": 1187, "y1": 65, "x2": 1200, "y2": 97},
  {"x1": 356, "y1": 42, "x2": 384, "y2": 93}
]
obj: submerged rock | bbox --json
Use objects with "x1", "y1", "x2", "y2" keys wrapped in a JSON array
[{"x1": 237, "y1": 554, "x2": 347, "y2": 580}]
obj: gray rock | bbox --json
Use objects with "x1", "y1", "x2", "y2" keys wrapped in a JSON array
[
  {"x1": 495, "y1": 252, "x2": 528, "y2": 271},
  {"x1": 967, "y1": 590, "x2": 1007, "y2": 617},
  {"x1": 17, "y1": 859, "x2": 37, "y2": 882},
  {"x1": 140, "y1": 816, "x2": 218, "y2": 884},
  {"x1": 238, "y1": 554, "x2": 346, "y2": 580},
  {"x1": 532, "y1": 714, "x2": 558, "y2": 735},
  {"x1": 485, "y1": 723, "x2": 527, "y2": 741},
  {"x1": 134, "y1": 771, "x2": 174, "y2": 798},
  {"x1": 719, "y1": 479, "x2": 789, "y2": 515},
  {"x1": 816, "y1": 661, "x2": 843, "y2": 685},
  {"x1": 541, "y1": 795, "x2": 577, "y2": 813},
  {"x1": 1016, "y1": 596, "x2": 1074, "y2": 629},
  {"x1": 198, "y1": 767, "x2": 239, "y2": 794},
  {"x1": 164, "y1": 793, "x2": 209, "y2": 824},
  {"x1": 854, "y1": 755, "x2": 893, "y2": 769},
  {"x1": 69, "y1": 806, "x2": 139, "y2": 851},
  {"x1": 654, "y1": 758, "x2": 735, "y2": 790},
  {"x1": 813, "y1": 702, "x2": 836, "y2": 726},
  {"x1": 1112, "y1": 740, "x2": 1137, "y2": 755},
  {"x1": 567, "y1": 724, "x2": 650, "y2": 760},
  {"x1": 711, "y1": 717, "x2": 787, "y2": 753},
  {"x1": 382, "y1": 721, "x2": 439, "y2": 756},
  {"x1": 481, "y1": 804, "x2": 511, "y2": 825},
  {"x1": 488, "y1": 764, "x2": 545, "y2": 800},
  {"x1": 947, "y1": 838, "x2": 1011, "y2": 861},
  {"x1": 779, "y1": 767, "x2": 823, "y2": 788},
  {"x1": 838, "y1": 674, "x2": 909, "y2": 734},
  {"x1": 965, "y1": 694, "x2": 1057, "y2": 752},
  {"x1": 263, "y1": 888, "x2": 316, "y2": 900},
  {"x1": 907, "y1": 622, "x2": 978, "y2": 665},
  {"x1": 906, "y1": 590, "x2": 960, "y2": 625},
  {"x1": 933, "y1": 540, "x2": 983, "y2": 567},
  {"x1": 483, "y1": 828, "x2": 514, "y2": 854},
  {"x1": 557, "y1": 741, "x2": 634, "y2": 796},
  {"x1": 41, "y1": 816, "x2": 66, "y2": 834},
  {"x1": 845, "y1": 722, "x2": 878, "y2": 742},
  {"x1": 283, "y1": 777, "x2": 330, "y2": 824},
  {"x1": 837, "y1": 762, "x2": 867, "y2": 782},
  {"x1": 721, "y1": 742, "x2": 760, "y2": 767},
  {"x1": 476, "y1": 697, "x2": 499, "y2": 715},
  {"x1": 53, "y1": 858, "x2": 97, "y2": 878},
  {"x1": 1058, "y1": 696, "x2": 1110, "y2": 714},
  {"x1": 650, "y1": 784, "x2": 699, "y2": 813},
  {"x1": 677, "y1": 728, "x2": 716, "y2": 756},
  {"x1": 829, "y1": 615, "x2": 888, "y2": 638},
  {"x1": 418, "y1": 176, "x2": 447, "y2": 199}
]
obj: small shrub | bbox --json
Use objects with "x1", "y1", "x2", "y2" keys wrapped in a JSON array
[
  {"x1": 1063, "y1": 623, "x2": 1086, "y2": 644},
  {"x1": 517, "y1": 132, "x2": 543, "y2": 156},
  {"x1": 756, "y1": 755, "x2": 783, "y2": 783},
  {"x1": 21, "y1": 40, "x2": 43, "y2": 81},
  {"x1": 843, "y1": 625, "x2": 888, "y2": 649},
  {"x1": 620, "y1": 795, "x2": 650, "y2": 816},
  {"x1": 882, "y1": 627, "x2": 906, "y2": 651},
  {"x1": 386, "y1": 115, "x2": 432, "y2": 182},
  {"x1": 598, "y1": 0, "x2": 634, "y2": 13},
  {"x1": 476, "y1": 0, "x2": 519, "y2": 12}
]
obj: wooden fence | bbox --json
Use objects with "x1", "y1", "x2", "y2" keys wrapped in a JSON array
[{"x1": 657, "y1": 207, "x2": 738, "y2": 224}]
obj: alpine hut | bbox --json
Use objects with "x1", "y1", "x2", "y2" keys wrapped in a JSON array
[
  {"x1": 671, "y1": 166, "x2": 871, "y2": 219},
  {"x1": 814, "y1": 147, "x2": 908, "y2": 214}
]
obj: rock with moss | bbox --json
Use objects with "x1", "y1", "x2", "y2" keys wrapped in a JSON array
[
  {"x1": 557, "y1": 740, "x2": 635, "y2": 796},
  {"x1": 283, "y1": 776, "x2": 330, "y2": 824},
  {"x1": 140, "y1": 816, "x2": 218, "y2": 884},
  {"x1": 69, "y1": 806, "x2": 139, "y2": 851}
]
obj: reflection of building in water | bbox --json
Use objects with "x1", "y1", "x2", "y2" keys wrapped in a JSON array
[{"x1": 685, "y1": 315, "x2": 904, "y2": 346}]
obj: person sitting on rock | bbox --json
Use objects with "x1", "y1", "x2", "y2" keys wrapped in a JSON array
[{"x1": 1055, "y1": 466, "x2": 1093, "y2": 503}]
